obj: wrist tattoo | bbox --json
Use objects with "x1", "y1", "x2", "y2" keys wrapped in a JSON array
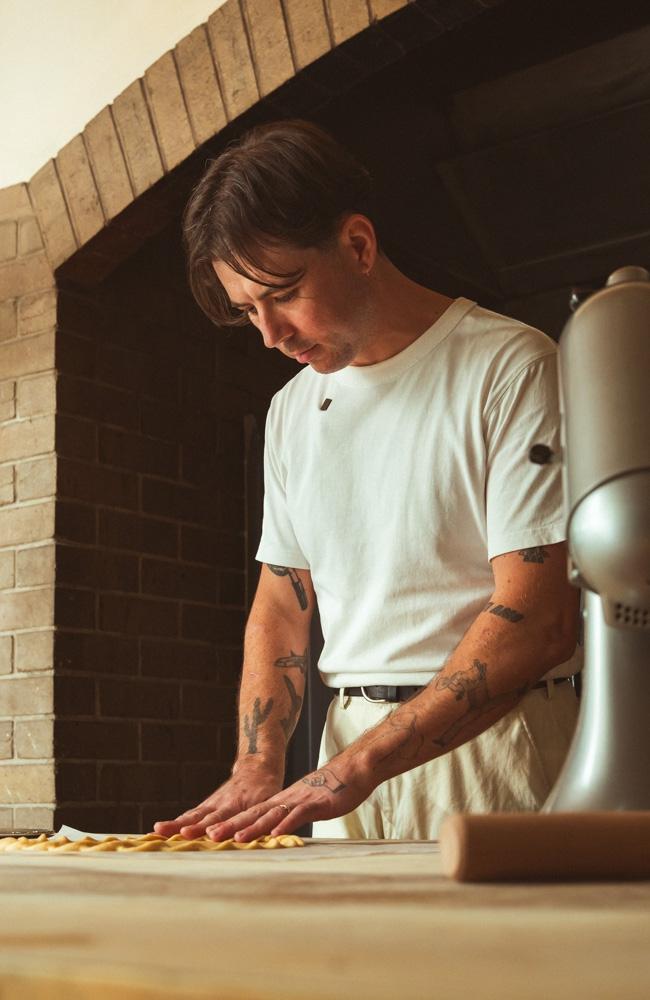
[
  {"x1": 279, "y1": 675, "x2": 302, "y2": 740},
  {"x1": 432, "y1": 659, "x2": 528, "y2": 748},
  {"x1": 367, "y1": 711, "x2": 425, "y2": 770},
  {"x1": 517, "y1": 546, "x2": 549, "y2": 564},
  {"x1": 268, "y1": 565, "x2": 308, "y2": 610},
  {"x1": 243, "y1": 696, "x2": 273, "y2": 754},
  {"x1": 484, "y1": 601, "x2": 524, "y2": 623},
  {"x1": 275, "y1": 647, "x2": 308, "y2": 676},
  {"x1": 302, "y1": 766, "x2": 346, "y2": 794}
]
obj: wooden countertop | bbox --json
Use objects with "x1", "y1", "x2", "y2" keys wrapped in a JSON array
[{"x1": 1, "y1": 838, "x2": 649, "y2": 999}]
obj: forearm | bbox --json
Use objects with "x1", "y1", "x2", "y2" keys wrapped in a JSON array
[
  {"x1": 233, "y1": 607, "x2": 309, "y2": 779},
  {"x1": 342, "y1": 589, "x2": 578, "y2": 789}
]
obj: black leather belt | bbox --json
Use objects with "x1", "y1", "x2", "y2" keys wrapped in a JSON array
[{"x1": 341, "y1": 676, "x2": 577, "y2": 704}]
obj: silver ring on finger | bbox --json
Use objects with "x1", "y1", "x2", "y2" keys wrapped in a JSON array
[{"x1": 276, "y1": 803, "x2": 292, "y2": 816}]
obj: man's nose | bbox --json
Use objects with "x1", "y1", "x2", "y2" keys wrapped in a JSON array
[{"x1": 258, "y1": 307, "x2": 291, "y2": 350}]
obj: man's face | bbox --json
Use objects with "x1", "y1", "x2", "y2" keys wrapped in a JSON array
[{"x1": 213, "y1": 239, "x2": 373, "y2": 374}]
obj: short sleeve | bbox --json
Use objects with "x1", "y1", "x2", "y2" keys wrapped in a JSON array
[
  {"x1": 484, "y1": 353, "x2": 567, "y2": 560},
  {"x1": 255, "y1": 407, "x2": 310, "y2": 569}
]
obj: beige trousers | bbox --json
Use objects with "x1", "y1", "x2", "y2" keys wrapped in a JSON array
[{"x1": 311, "y1": 683, "x2": 579, "y2": 840}]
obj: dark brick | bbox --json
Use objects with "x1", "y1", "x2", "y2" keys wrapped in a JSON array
[
  {"x1": 56, "y1": 414, "x2": 97, "y2": 462},
  {"x1": 141, "y1": 557, "x2": 216, "y2": 603},
  {"x1": 182, "y1": 763, "x2": 229, "y2": 801},
  {"x1": 57, "y1": 373, "x2": 139, "y2": 430},
  {"x1": 56, "y1": 329, "x2": 97, "y2": 379},
  {"x1": 55, "y1": 762, "x2": 97, "y2": 802},
  {"x1": 181, "y1": 605, "x2": 245, "y2": 645},
  {"x1": 219, "y1": 571, "x2": 245, "y2": 607},
  {"x1": 55, "y1": 587, "x2": 96, "y2": 629},
  {"x1": 141, "y1": 722, "x2": 218, "y2": 762},
  {"x1": 140, "y1": 477, "x2": 214, "y2": 527},
  {"x1": 98, "y1": 510, "x2": 178, "y2": 558},
  {"x1": 98, "y1": 426, "x2": 178, "y2": 479},
  {"x1": 57, "y1": 290, "x2": 107, "y2": 338},
  {"x1": 181, "y1": 527, "x2": 243, "y2": 569},
  {"x1": 140, "y1": 397, "x2": 182, "y2": 441},
  {"x1": 99, "y1": 594, "x2": 179, "y2": 638},
  {"x1": 218, "y1": 725, "x2": 237, "y2": 766},
  {"x1": 56, "y1": 501, "x2": 97, "y2": 544},
  {"x1": 180, "y1": 684, "x2": 236, "y2": 724},
  {"x1": 54, "y1": 804, "x2": 140, "y2": 833},
  {"x1": 96, "y1": 342, "x2": 179, "y2": 402},
  {"x1": 99, "y1": 762, "x2": 181, "y2": 801},
  {"x1": 58, "y1": 457, "x2": 139, "y2": 510},
  {"x1": 54, "y1": 675, "x2": 96, "y2": 716},
  {"x1": 54, "y1": 631, "x2": 139, "y2": 676},
  {"x1": 57, "y1": 544, "x2": 139, "y2": 593},
  {"x1": 55, "y1": 719, "x2": 139, "y2": 760},
  {"x1": 99, "y1": 677, "x2": 180, "y2": 720},
  {"x1": 140, "y1": 639, "x2": 219, "y2": 682}
]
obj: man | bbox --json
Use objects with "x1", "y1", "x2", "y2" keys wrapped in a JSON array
[{"x1": 154, "y1": 120, "x2": 580, "y2": 844}]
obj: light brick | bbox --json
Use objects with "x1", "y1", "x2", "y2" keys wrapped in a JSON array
[
  {"x1": 369, "y1": 0, "x2": 408, "y2": 18},
  {"x1": 326, "y1": 0, "x2": 370, "y2": 44},
  {"x1": 242, "y1": 0, "x2": 294, "y2": 97},
  {"x1": 0, "y1": 185, "x2": 31, "y2": 221},
  {"x1": 18, "y1": 217, "x2": 44, "y2": 256},
  {"x1": 0, "y1": 299, "x2": 16, "y2": 342},
  {"x1": 14, "y1": 718, "x2": 53, "y2": 759},
  {"x1": 207, "y1": 3, "x2": 259, "y2": 121},
  {"x1": 0, "y1": 675, "x2": 52, "y2": 716},
  {"x1": 0, "y1": 379, "x2": 16, "y2": 421},
  {"x1": 16, "y1": 372, "x2": 56, "y2": 417},
  {"x1": 0, "y1": 252, "x2": 52, "y2": 300},
  {"x1": 0, "y1": 415, "x2": 55, "y2": 462},
  {"x1": 175, "y1": 25, "x2": 227, "y2": 146},
  {"x1": 283, "y1": 0, "x2": 332, "y2": 69},
  {"x1": 57, "y1": 135, "x2": 105, "y2": 247},
  {"x1": 0, "y1": 806, "x2": 13, "y2": 830},
  {"x1": 0, "y1": 501, "x2": 55, "y2": 547},
  {"x1": 0, "y1": 329, "x2": 55, "y2": 380},
  {"x1": 84, "y1": 108, "x2": 133, "y2": 221},
  {"x1": 0, "y1": 465, "x2": 14, "y2": 506},
  {"x1": 0, "y1": 590, "x2": 54, "y2": 632},
  {"x1": 28, "y1": 161, "x2": 77, "y2": 270},
  {"x1": 15, "y1": 455, "x2": 57, "y2": 501},
  {"x1": 17, "y1": 289, "x2": 57, "y2": 337},
  {"x1": 16, "y1": 544, "x2": 55, "y2": 588},
  {"x1": 0, "y1": 720, "x2": 11, "y2": 758},
  {"x1": 13, "y1": 805, "x2": 54, "y2": 828},
  {"x1": 0, "y1": 762, "x2": 54, "y2": 803},
  {"x1": 0, "y1": 550, "x2": 14, "y2": 589},
  {"x1": 14, "y1": 631, "x2": 53, "y2": 673},
  {"x1": 144, "y1": 52, "x2": 195, "y2": 171},
  {"x1": 0, "y1": 636, "x2": 12, "y2": 675},
  {"x1": 112, "y1": 80, "x2": 165, "y2": 197},
  {"x1": 0, "y1": 221, "x2": 17, "y2": 262}
]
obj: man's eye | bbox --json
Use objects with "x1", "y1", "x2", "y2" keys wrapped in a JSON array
[{"x1": 275, "y1": 288, "x2": 298, "y2": 304}]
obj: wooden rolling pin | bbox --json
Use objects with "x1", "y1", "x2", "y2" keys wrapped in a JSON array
[{"x1": 439, "y1": 811, "x2": 650, "y2": 882}]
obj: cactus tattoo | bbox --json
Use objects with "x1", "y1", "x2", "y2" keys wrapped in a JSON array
[{"x1": 243, "y1": 696, "x2": 274, "y2": 754}]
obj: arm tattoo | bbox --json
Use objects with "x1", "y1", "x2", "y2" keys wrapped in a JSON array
[
  {"x1": 275, "y1": 647, "x2": 308, "y2": 676},
  {"x1": 367, "y1": 711, "x2": 425, "y2": 770},
  {"x1": 279, "y1": 675, "x2": 303, "y2": 740},
  {"x1": 433, "y1": 660, "x2": 528, "y2": 748},
  {"x1": 484, "y1": 601, "x2": 524, "y2": 623},
  {"x1": 268, "y1": 565, "x2": 308, "y2": 610},
  {"x1": 302, "y1": 766, "x2": 346, "y2": 793},
  {"x1": 518, "y1": 546, "x2": 549, "y2": 564},
  {"x1": 243, "y1": 697, "x2": 273, "y2": 754}
]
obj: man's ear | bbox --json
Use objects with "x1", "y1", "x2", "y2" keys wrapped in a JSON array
[{"x1": 339, "y1": 213, "x2": 378, "y2": 275}]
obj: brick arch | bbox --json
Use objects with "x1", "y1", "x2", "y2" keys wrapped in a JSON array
[{"x1": 25, "y1": 0, "x2": 500, "y2": 279}]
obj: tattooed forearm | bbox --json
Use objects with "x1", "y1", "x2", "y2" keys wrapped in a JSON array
[
  {"x1": 518, "y1": 546, "x2": 549, "y2": 564},
  {"x1": 275, "y1": 647, "x2": 308, "y2": 676},
  {"x1": 242, "y1": 696, "x2": 274, "y2": 754},
  {"x1": 302, "y1": 767, "x2": 346, "y2": 793},
  {"x1": 268, "y1": 565, "x2": 308, "y2": 610},
  {"x1": 432, "y1": 659, "x2": 528, "y2": 748},
  {"x1": 484, "y1": 601, "x2": 524, "y2": 623},
  {"x1": 279, "y1": 675, "x2": 303, "y2": 740},
  {"x1": 367, "y1": 711, "x2": 425, "y2": 770}
]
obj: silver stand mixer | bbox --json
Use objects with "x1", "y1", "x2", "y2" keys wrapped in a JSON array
[{"x1": 545, "y1": 266, "x2": 650, "y2": 811}]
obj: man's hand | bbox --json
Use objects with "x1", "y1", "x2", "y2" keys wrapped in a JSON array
[
  {"x1": 202, "y1": 755, "x2": 373, "y2": 843},
  {"x1": 153, "y1": 760, "x2": 284, "y2": 839}
]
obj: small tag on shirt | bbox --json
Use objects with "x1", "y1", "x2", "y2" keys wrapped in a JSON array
[{"x1": 320, "y1": 398, "x2": 332, "y2": 411}]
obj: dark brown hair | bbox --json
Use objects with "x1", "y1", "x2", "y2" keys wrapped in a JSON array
[{"x1": 183, "y1": 119, "x2": 374, "y2": 327}]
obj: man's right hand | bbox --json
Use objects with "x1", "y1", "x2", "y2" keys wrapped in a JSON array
[{"x1": 152, "y1": 761, "x2": 284, "y2": 839}]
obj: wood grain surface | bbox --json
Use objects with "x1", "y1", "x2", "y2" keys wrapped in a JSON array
[{"x1": 0, "y1": 839, "x2": 649, "y2": 999}]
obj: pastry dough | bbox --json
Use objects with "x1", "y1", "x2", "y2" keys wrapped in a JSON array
[{"x1": 0, "y1": 832, "x2": 304, "y2": 853}]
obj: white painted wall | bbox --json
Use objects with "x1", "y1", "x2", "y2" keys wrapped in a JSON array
[{"x1": 0, "y1": 0, "x2": 227, "y2": 188}]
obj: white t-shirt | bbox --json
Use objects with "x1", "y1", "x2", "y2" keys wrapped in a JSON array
[{"x1": 256, "y1": 298, "x2": 578, "y2": 687}]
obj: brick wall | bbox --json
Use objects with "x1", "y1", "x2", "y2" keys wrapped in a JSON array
[
  {"x1": 0, "y1": 185, "x2": 57, "y2": 832},
  {"x1": 53, "y1": 223, "x2": 295, "y2": 832}
]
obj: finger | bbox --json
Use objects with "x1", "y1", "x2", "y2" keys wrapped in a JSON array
[
  {"x1": 269, "y1": 804, "x2": 311, "y2": 836},
  {"x1": 153, "y1": 808, "x2": 208, "y2": 836},
  {"x1": 179, "y1": 810, "x2": 230, "y2": 839},
  {"x1": 233, "y1": 803, "x2": 300, "y2": 842},
  {"x1": 206, "y1": 804, "x2": 268, "y2": 842}
]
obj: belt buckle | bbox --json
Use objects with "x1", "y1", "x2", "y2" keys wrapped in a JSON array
[{"x1": 360, "y1": 686, "x2": 391, "y2": 703}]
